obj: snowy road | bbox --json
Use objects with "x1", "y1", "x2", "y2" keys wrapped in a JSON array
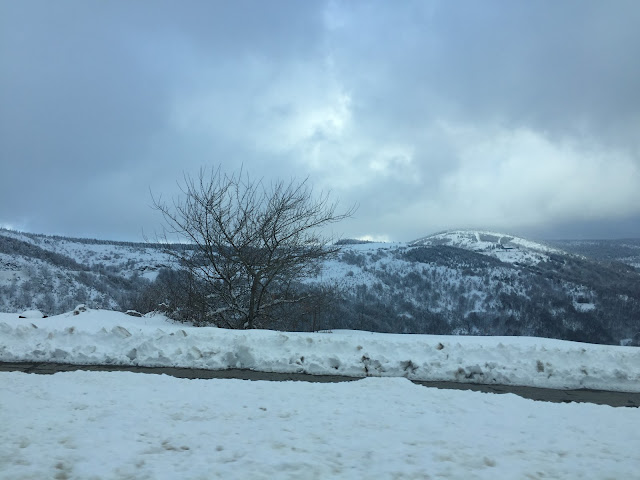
[{"x1": 2, "y1": 361, "x2": 639, "y2": 407}]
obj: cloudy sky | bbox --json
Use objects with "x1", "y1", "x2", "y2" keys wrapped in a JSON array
[{"x1": 1, "y1": 0, "x2": 639, "y2": 242}]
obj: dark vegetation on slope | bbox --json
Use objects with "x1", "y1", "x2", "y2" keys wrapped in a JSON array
[
  {"x1": 549, "y1": 239, "x2": 640, "y2": 267},
  {"x1": 133, "y1": 243, "x2": 639, "y2": 345}
]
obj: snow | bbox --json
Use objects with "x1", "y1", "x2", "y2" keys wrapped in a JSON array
[
  {"x1": 1, "y1": 309, "x2": 639, "y2": 392},
  {"x1": 413, "y1": 229, "x2": 559, "y2": 253},
  {"x1": 17, "y1": 309, "x2": 46, "y2": 318},
  {"x1": 574, "y1": 302, "x2": 597, "y2": 312},
  {"x1": 411, "y1": 229, "x2": 562, "y2": 265},
  {"x1": 2, "y1": 372, "x2": 639, "y2": 479},
  {"x1": 2, "y1": 308, "x2": 639, "y2": 479},
  {"x1": 0, "y1": 229, "x2": 175, "y2": 284}
]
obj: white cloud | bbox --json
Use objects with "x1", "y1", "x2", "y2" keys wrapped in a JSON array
[
  {"x1": 405, "y1": 123, "x2": 640, "y2": 234},
  {"x1": 356, "y1": 234, "x2": 391, "y2": 242},
  {"x1": 171, "y1": 64, "x2": 640, "y2": 241},
  {"x1": 0, "y1": 219, "x2": 30, "y2": 234},
  {"x1": 170, "y1": 56, "x2": 349, "y2": 150},
  {"x1": 169, "y1": 54, "x2": 425, "y2": 193}
]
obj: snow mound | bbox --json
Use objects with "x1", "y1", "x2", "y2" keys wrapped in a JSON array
[{"x1": 1, "y1": 309, "x2": 639, "y2": 392}]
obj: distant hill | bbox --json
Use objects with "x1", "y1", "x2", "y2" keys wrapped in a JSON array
[
  {"x1": 1, "y1": 227, "x2": 638, "y2": 346},
  {"x1": 547, "y1": 238, "x2": 640, "y2": 269},
  {"x1": 411, "y1": 230, "x2": 561, "y2": 266},
  {"x1": 0, "y1": 228, "x2": 175, "y2": 314}
]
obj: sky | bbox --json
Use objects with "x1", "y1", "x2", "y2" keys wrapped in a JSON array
[{"x1": 1, "y1": 0, "x2": 640, "y2": 242}]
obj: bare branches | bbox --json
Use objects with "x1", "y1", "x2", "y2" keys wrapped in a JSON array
[{"x1": 153, "y1": 166, "x2": 354, "y2": 329}]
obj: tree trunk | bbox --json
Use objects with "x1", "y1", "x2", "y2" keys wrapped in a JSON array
[{"x1": 247, "y1": 277, "x2": 259, "y2": 329}]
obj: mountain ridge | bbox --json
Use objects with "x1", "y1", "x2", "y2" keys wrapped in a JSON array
[{"x1": 1, "y1": 227, "x2": 638, "y2": 346}]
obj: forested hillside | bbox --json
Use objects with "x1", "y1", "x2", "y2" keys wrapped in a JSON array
[
  {"x1": 548, "y1": 238, "x2": 640, "y2": 269},
  {"x1": 0, "y1": 229, "x2": 173, "y2": 314},
  {"x1": 1, "y1": 228, "x2": 638, "y2": 346}
]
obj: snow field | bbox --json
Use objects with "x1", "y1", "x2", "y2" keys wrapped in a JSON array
[
  {"x1": 1, "y1": 309, "x2": 639, "y2": 392},
  {"x1": 2, "y1": 371, "x2": 638, "y2": 480}
]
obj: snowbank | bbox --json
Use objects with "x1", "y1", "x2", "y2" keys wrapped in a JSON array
[{"x1": 1, "y1": 309, "x2": 639, "y2": 392}]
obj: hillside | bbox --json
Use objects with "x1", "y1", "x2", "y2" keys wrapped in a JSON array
[
  {"x1": 313, "y1": 231, "x2": 640, "y2": 345},
  {"x1": 411, "y1": 229, "x2": 560, "y2": 265},
  {"x1": 1, "y1": 228, "x2": 638, "y2": 346},
  {"x1": 0, "y1": 228, "x2": 174, "y2": 314},
  {"x1": 548, "y1": 238, "x2": 640, "y2": 269}
]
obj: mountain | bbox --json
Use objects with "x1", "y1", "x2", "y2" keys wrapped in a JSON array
[
  {"x1": 547, "y1": 238, "x2": 640, "y2": 269},
  {"x1": 411, "y1": 230, "x2": 560, "y2": 265},
  {"x1": 1, "y1": 227, "x2": 638, "y2": 346},
  {"x1": 0, "y1": 228, "x2": 175, "y2": 314}
]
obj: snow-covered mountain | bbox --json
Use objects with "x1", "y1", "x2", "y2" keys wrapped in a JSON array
[
  {"x1": 0, "y1": 228, "x2": 173, "y2": 278},
  {"x1": 1, "y1": 228, "x2": 639, "y2": 346},
  {"x1": 0, "y1": 228, "x2": 175, "y2": 314},
  {"x1": 411, "y1": 229, "x2": 560, "y2": 265}
]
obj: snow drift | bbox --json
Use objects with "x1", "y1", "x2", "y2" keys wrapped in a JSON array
[{"x1": 1, "y1": 308, "x2": 638, "y2": 392}]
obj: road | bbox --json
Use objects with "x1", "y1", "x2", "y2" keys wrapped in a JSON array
[{"x1": 2, "y1": 361, "x2": 638, "y2": 407}]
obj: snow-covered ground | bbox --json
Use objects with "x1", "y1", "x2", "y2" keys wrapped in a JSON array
[
  {"x1": 2, "y1": 308, "x2": 639, "y2": 479},
  {"x1": 2, "y1": 371, "x2": 638, "y2": 480},
  {"x1": 1, "y1": 309, "x2": 639, "y2": 392}
]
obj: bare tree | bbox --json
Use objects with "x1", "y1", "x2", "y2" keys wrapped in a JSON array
[{"x1": 153, "y1": 167, "x2": 353, "y2": 329}]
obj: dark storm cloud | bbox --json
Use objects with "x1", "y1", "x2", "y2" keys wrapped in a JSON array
[
  {"x1": 1, "y1": 0, "x2": 638, "y2": 241},
  {"x1": 0, "y1": 0, "x2": 326, "y2": 239},
  {"x1": 328, "y1": 1, "x2": 640, "y2": 141},
  {"x1": 428, "y1": 1, "x2": 640, "y2": 146},
  {"x1": 0, "y1": 1, "x2": 177, "y2": 237}
]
